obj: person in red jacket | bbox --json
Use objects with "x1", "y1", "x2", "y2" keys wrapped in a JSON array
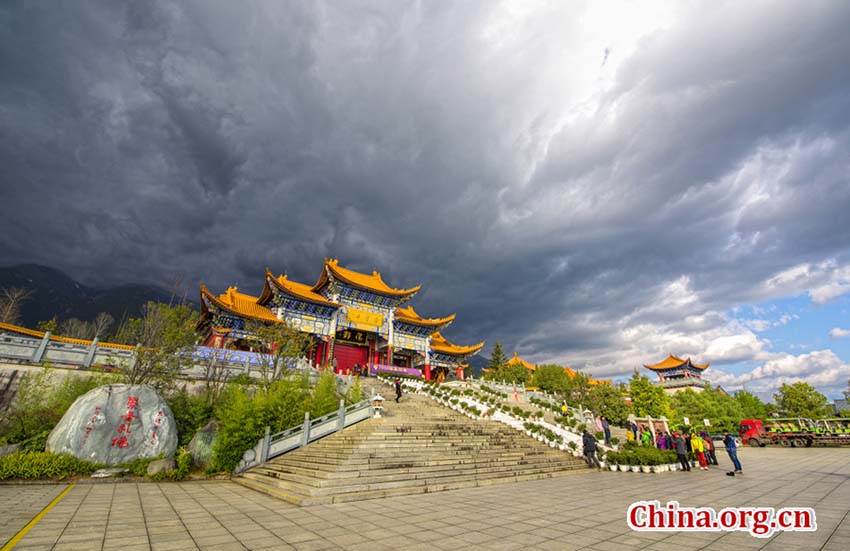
[{"x1": 701, "y1": 431, "x2": 718, "y2": 465}]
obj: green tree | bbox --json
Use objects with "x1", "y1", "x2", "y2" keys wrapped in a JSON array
[
  {"x1": 114, "y1": 302, "x2": 199, "y2": 390},
  {"x1": 0, "y1": 367, "x2": 117, "y2": 450},
  {"x1": 774, "y1": 382, "x2": 831, "y2": 419},
  {"x1": 345, "y1": 376, "x2": 363, "y2": 404},
  {"x1": 310, "y1": 370, "x2": 341, "y2": 417},
  {"x1": 587, "y1": 383, "x2": 631, "y2": 425},
  {"x1": 670, "y1": 386, "x2": 743, "y2": 432},
  {"x1": 629, "y1": 372, "x2": 670, "y2": 418},
  {"x1": 36, "y1": 318, "x2": 58, "y2": 334},
  {"x1": 493, "y1": 363, "x2": 531, "y2": 384},
  {"x1": 532, "y1": 364, "x2": 570, "y2": 394},
  {"x1": 734, "y1": 390, "x2": 767, "y2": 420},
  {"x1": 487, "y1": 341, "x2": 508, "y2": 373},
  {"x1": 165, "y1": 385, "x2": 214, "y2": 447},
  {"x1": 566, "y1": 372, "x2": 592, "y2": 405},
  {"x1": 210, "y1": 372, "x2": 312, "y2": 473}
]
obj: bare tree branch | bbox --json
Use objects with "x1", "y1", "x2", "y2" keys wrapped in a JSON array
[{"x1": 0, "y1": 287, "x2": 33, "y2": 325}]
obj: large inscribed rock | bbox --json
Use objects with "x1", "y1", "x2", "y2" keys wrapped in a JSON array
[{"x1": 46, "y1": 384, "x2": 177, "y2": 465}]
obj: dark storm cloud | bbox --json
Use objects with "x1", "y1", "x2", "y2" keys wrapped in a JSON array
[{"x1": 2, "y1": 1, "x2": 850, "y2": 392}]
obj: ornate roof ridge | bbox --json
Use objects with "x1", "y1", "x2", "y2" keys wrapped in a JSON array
[{"x1": 313, "y1": 258, "x2": 421, "y2": 297}]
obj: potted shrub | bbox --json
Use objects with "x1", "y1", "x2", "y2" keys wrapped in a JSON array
[
  {"x1": 630, "y1": 453, "x2": 641, "y2": 473},
  {"x1": 610, "y1": 436, "x2": 620, "y2": 449},
  {"x1": 567, "y1": 441, "x2": 579, "y2": 456},
  {"x1": 605, "y1": 451, "x2": 620, "y2": 471},
  {"x1": 619, "y1": 451, "x2": 632, "y2": 472},
  {"x1": 640, "y1": 452, "x2": 652, "y2": 473}
]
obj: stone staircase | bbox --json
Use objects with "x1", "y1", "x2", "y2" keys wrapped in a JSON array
[{"x1": 233, "y1": 390, "x2": 588, "y2": 505}]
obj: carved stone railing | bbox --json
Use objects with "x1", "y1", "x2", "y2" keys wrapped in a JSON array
[{"x1": 235, "y1": 398, "x2": 374, "y2": 473}]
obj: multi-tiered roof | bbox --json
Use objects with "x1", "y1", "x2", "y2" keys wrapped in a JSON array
[
  {"x1": 643, "y1": 354, "x2": 710, "y2": 393},
  {"x1": 199, "y1": 258, "x2": 483, "y2": 370}
]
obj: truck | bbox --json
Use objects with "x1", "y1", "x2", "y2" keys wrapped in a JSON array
[{"x1": 739, "y1": 418, "x2": 850, "y2": 447}]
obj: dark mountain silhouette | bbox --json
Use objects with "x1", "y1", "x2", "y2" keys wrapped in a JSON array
[
  {"x1": 0, "y1": 264, "x2": 195, "y2": 328},
  {"x1": 467, "y1": 354, "x2": 489, "y2": 377}
]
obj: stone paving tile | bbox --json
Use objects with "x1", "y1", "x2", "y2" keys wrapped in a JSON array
[{"x1": 2, "y1": 447, "x2": 849, "y2": 550}]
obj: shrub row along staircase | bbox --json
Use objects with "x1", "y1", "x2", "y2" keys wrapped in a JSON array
[{"x1": 233, "y1": 388, "x2": 588, "y2": 505}]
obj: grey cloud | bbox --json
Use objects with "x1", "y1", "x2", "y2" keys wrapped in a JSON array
[{"x1": 2, "y1": 1, "x2": 850, "y2": 396}]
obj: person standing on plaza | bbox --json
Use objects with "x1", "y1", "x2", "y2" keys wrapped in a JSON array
[
  {"x1": 394, "y1": 378, "x2": 403, "y2": 403},
  {"x1": 701, "y1": 431, "x2": 718, "y2": 465},
  {"x1": 723, "y1": 430, "x2": 743, "y2": 475},
  {"x1": 582, "y1": 429, "x2": 601, "y2": 469},
  {"x1": 672, "y1": 432, "x2": 690, "y2": 471},
  {"x1": 691, "y1": 432, "x2": 708, "y2": 470},
  {"x1": 684, "y1": 432, "x2": 694, "y2": 467},
  {"x1": 630, "y1": 420, "x2": 638, "y2": 441},
  {"x1": 641, "y1": 426, "x2": 651, "y2": 446},
  {"x1": 601, "y1": 416, "x2": 611, "y2": 445}
]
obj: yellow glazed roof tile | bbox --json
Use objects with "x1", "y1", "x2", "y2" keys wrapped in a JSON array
[
  {"x1": 313, "y1": 258, "x2": 421, "y2": 297},
  {"x1": 262, "y1": 269, "x2": 339, "y2": 307},
  {"x1": 395, "y1": 306, "x2": 455, "y2": 327},
  {"x1": 644, "y1": 354, "x2": 709, "y2": 370},
  {"x1": 201, "y1": 284, "x2": 280, "y2": 323},
  {"x1": 429, "y1": 331, "x2": 484, "y2": 356}
]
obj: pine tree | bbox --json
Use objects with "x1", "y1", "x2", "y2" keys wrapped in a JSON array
[{"x1": 488, "y1": 341, "x2": 508, "y2": 372}]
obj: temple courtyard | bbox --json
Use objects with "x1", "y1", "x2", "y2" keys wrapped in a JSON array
[{"x1": 1, "y1": 447, "x2": 848, "y2": 551}]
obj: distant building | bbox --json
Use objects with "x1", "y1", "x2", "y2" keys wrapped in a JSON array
[
  {"x1": 643, "y1": 354, "x2": 711, "y2": 394},
  {"x1": 491, "y1": 352, "x2": 609, "y2": 385}
]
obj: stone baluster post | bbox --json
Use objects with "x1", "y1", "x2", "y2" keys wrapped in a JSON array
[
  {"x1": 83, "y1": 338, "x2": 99, "y2": 369},
  {"x1": 300, "y1": 411, "x2": 311, "y2": 447},
  {"x1": 31, "y1": 332, "x2": 51, "y2": 364}
]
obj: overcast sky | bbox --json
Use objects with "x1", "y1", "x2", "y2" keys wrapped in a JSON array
[{"x1": 2, "y1": 1, "x2": 850, "y2": 399}]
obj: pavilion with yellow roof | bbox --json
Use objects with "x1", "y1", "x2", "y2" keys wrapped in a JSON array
[
  {"x1": 199, "y1": 259, "x2": 483, "y2": 381},
  {"x1": 643, "y1": 354, "x2": 711, "y2": 394}
]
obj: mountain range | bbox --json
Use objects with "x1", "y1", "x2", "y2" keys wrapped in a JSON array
[
  {"x1": 1, "y1": 264, "x2": 491, "y2": 374},
  {"x1": 0, "y1": 264, "x2": 187, "y2": 328}
]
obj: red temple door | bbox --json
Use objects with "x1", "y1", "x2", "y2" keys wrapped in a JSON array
[{"x1": 333, "y1": 343, "x2": 368, "y2": 374}]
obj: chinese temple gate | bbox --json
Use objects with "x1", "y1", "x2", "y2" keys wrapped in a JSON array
[{"x1": 198, "y1": 259, "x2": 483, "y2": 381}]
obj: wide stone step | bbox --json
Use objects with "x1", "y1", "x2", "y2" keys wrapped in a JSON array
[
  {"x1": 254, "y1": 463, "x2": 584, "y2": 497},
  {"x1": 289, "y1": 447, "x2": 555, "y2": 464},
  {"x1": 266, "y1": 451, "x2": 564, "y2": 475},
  {"x1": 252, "y1": 456, "x2": 583, "y2": 489},
  {"x1": 234, "y1": 388, "x2": 590, "y2": 506},
  {"x1": 234, "y1": 464, "x2": 588, "y2": 506}
]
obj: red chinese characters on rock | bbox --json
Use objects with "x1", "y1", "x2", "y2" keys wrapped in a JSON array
[
  {"x1": 149, "y1": 408, "x2": 165, "y2": 445},
  {"x1": 80, "y1": 406, "x2": 102, "y2": 449},
  {"x1": 111, "y1": 396, "x2": 139, "y2": 449}
]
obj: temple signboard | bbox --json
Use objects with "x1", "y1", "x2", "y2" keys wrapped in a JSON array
[
  {"x1": 344, "y1": 308, "x2": 384, "y2": 331},
  {"x1": 369, "y1": 363, "x2": 423, "y2": 378}
]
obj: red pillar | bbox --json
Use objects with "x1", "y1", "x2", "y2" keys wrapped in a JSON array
[
  {"x1": 424, "y1": 364, "x2": 431, "y2": 381},
  {"x1": 456, "y1": 366, "x2": 464, "y2": 381}
]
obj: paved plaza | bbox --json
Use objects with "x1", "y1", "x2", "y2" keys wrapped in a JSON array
[{"x1": 1, "y1": 447, "x2": 848, "y2": 551}]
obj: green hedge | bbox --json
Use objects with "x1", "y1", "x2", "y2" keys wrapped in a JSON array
[
  {"x1": 0, "y1": 452, "x2": 103, "y2": 480},
  {"x1": 606, "y1": 447, "x2": 677, "y2": 466}
]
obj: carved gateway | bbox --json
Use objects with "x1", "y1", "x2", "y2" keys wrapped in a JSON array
[{"x1": 198, "y1": 259, "x2": 483, "y2": 380}]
